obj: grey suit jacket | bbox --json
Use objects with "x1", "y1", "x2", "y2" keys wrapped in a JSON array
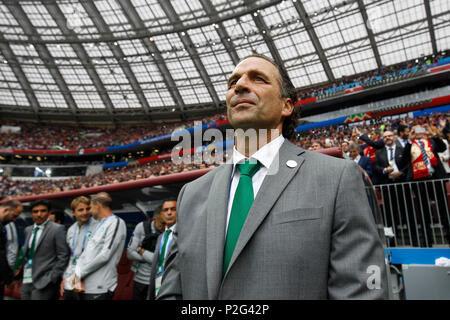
[
  {"x1": 23, "y1": 221, "x2": 70, "y2": 290},
  {"x1": 147, "y1": 231, "x2": 163, "y2": 300},
  {"x1": 158, "y1": 140, "x2": 388, "y2": 300},
  {"x1": 148, "y1": 226, "x2": 176, "y2": 300}
]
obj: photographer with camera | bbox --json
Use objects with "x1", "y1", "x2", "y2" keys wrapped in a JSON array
[{"x1": 127, "y1": 205, "x2": 166, "y2": 300}]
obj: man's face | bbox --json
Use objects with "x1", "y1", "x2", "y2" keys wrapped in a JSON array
[
  {"x1": 226, "y1": 57, "x2": 293, "y2": 133},
  {"x1": 383, "y1": 131, "x2": 394, "y2": 146},
  {"x1": 341, "y1": 142, "x2": 349, "y2": 152},
  {"x1": 400, "y1": 127, "x2": 410, "y2": 139},
  {"x1": 89, "y1": 201, "x2": 100, "y2": 219},
  {"x1": 349, "y1": 148, "x2": 359, "y2": 160},
  {"x1": 311, "y1": 142, "x2": 322, "y2": 151},
  {"x1": 73, "y1": 202, "x2": 91, "y2": 225},
  {"x1": 3, "y1": 204, "x2": 23, "y2": 224},
  {"x1": 31, "y1": 204, "x2": 50, "y2": 225},
  {"x1": 161, "y1": 201, "x2": 177, "y2": 228},
  {"x1": 153, "y1": 215, "x2": 166, "y2": 233}
]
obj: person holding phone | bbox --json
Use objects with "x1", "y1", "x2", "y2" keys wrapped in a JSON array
[{"x1": 397, "y1": 124, "x2": 449, "y2": 246}]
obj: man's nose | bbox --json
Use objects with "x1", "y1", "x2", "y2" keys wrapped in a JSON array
[{"x1": 234, "y1": 75, "x2": 250, "y2": 94}]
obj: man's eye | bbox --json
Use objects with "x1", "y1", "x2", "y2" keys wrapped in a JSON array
[
  {"x1": 228, "y1": 79, "x2": 237, "y2": 87},
  {"x1": 255, "y1": 77, "x2": 266, "y2": 82}
]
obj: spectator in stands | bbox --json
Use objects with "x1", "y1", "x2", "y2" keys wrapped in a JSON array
[
  {"x1": 373, "y1": 131, "x2": 406, "y2": 184},
  {"x1": 49, "y1": 210, "x2": 65, "y2": 225},
  {"x1": 348, "y1": 141, "x2": 373, "y2": 181},
  {"x1": 398, "y1": 124, "x2": 449, "y2": 246},
  {"x1": 341, "y1": 140, "x2": 350, "y2": 159},
  {"x1": 70, "y1": 192, "x2": 126, "y2": 300},
  {"x1": 373, "y1": 131, "x2": 408, "y2": 237},
  {"x1": 439, "y1": 126, "x2": 450, "y2": 177},
  {"x1": 396, "y1": 124, "x2": 410, "y2": 148},
  {"x1": 61, "y1": 196, "x2": 97, "y2": 300},
  {"x1": 21, "y1": 200, "x2": 69, "y2": 300},
  {"x1": 310, "y1": 139, "x2": 323, "y2": 150},
  {"x1": 0, "y1": 200, "x2": 22, "y2": 300},
  {"x1": 127, "y1": 206, "x2": 165, "y2": 300},
  {"x1": 147, "y1": 198, "x2": 177, "y2": 300},
  {"x1": 157, "y1": 54, "x2": 386, "y2": 300}
]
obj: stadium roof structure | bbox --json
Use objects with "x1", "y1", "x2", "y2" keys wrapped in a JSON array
[{"x1": 0, "y1": 0, "x2": 448, "y2": 123}]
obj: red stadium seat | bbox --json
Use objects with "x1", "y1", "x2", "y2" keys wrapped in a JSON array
[
  {"x1": 113, "y1": 249, "x2": 134, "y2": 300},
  {"x1": 315, "y1": 146, "x2": 343, "y2": 159}
]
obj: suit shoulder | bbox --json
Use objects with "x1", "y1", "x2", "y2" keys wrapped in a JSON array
[{"x1": 183, "y1": 165, "x2": 226, "y2": 189}]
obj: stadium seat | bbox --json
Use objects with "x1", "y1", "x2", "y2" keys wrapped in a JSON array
[{"x1": 112, "y1": 249, "x2": 134, "y2": 300}]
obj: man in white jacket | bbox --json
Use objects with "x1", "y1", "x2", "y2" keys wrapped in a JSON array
[
  {"x1": 71, "y1": 192, "x2": 126, "y2": 300},
  {"x1": 61, "y1": 196, "x2": 97, "y2": 300}
]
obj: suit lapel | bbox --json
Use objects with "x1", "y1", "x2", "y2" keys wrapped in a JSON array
[
  {"x1": 23, "y1": 227, "x2": 32, "y2": 259},
  {"x1": 223, "y1": 141, "x2": 305, "y2": 279},
  {"x1": 35, "y1": 221, "x2": 51, "y2": 252},
  {"x1": 206, "y1": 163, "x2": 233, "y2": 300}
]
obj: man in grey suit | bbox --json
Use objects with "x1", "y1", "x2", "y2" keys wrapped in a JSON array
[
  {"x1": 21, "y1": 200, "x2": 69, "y2": 300},
  {"x1": 158, "y1": 54, "x2": 388, "y2": 300},
  {"x1": 147, "y1": 199, "x2": 177, "y2": 300}
]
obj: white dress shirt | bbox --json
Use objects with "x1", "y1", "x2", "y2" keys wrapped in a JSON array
[
  {"x1": 226, "y1": 135, "x2": 285, "y2": 233},
  {"x1": 353, "y1": 154, "x2": 361, "y2": 164},
  {"x1": 385, "y1": 145, "x2": 400, "y2": 174},
  {"x1": 28, "y1": 219, "x2": 50, "y2": 249},
  {"x1": 161, "y1": 224, "x2": 176, "y2": 263}
]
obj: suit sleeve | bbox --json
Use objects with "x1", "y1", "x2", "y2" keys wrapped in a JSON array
[
  {"x1": 364, "y1": 158, "x2": 373, "y2": 179},
  {"x1": 1, "y1": 228, "x2": 14, "y2": 284},
  {"x1": 431, "y1": 136, "x2": 446, "y2": 154},
  {"x1": 373, "y1": 151, "x2": 386, "y2": 177},
  {"x1": 359, "y1": 135, "x2": 385, "y2": 149},
  {"x1": 6, "y1": 224, "x2": 18, "y2": 268},
  {"x1": 156, "y1": 184, "x2": 187, "y2": 300},
  {"x1": 328, "y1": 161, "x2": 388, "y2": 299},
  {"x1": 50, "y1": 225, "x2": 70, "y2": 283},
  {"x1": 127, "y1": 222, "x2": 145, "y2": 263}
]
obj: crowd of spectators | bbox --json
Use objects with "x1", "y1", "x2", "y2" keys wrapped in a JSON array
[
  {"x1": 295, "y1": 53, "x2": 447, "y2": 101},
  {"x1": 0, "y1": 157, "x2": 220, "y2": 198},
  {"x1": 292, "y1": 112, "x2": 449, "y2": 152},
  {"x1": 0, "y1": 114, "x2": 227, "y2": 151},
  {"x1": 2, "y1": 112, "x2": 449, "y2": 200}
]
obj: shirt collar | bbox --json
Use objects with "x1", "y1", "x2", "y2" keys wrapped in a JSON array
[
  {"x1": 232, "y1": 135, "x2": 285, "y2": 170},
  {"x1": 166, "y1": 224, "x2": 176, "y2": 232},
  {"x1": 385, "y1": 144, "x2": 395, "y2": 150},
  {"x1": 34, "y1": 218, "x2": 49, "y2": 229},
  {"x1": 354, "y1": 155, "x2": 361, "y2": 163}
]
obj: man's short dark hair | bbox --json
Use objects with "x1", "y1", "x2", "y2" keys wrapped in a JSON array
[
  {"x1": 50, "y1": 210, "x2": 65, "y2": 224},
  {"x1": 2, "y1": 200, "x2": 22, "y2": 211},
  {"x1": 90, "y1": 192, "x2": 112, "y2": 209},
  {"x1": 397, "y1": 124, "x2": 409, "y2": 134},
  {"x1": 238, "y1": 54, "x2": 300, "y2": 139},
  {"x1": 30, "y1": 199, "x2": 51, "y2": 212}
]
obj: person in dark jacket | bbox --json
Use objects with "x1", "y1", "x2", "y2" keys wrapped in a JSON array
[{"x1": 348, "y1": 141, "x2": 373, "y2": 182}]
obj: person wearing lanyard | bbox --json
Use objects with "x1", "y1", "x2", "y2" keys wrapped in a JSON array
[
  {"x1": 21, "y1": 200, "x2": 69, "y2": 300},
  {"x1": 147, "y1": 199, "x2": 177, "y2": 300},
  {"x1": 70, "y1": 192, "x2": 126, "y2": 300},
  {"x1": 60, "y1": 196, "x2": 97, "y2": 300}
]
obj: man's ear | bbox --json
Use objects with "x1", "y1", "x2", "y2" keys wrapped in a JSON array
[
  {"x1": 0, "y1": 206, "x2": 9, "y2": 218},
  {"x1": 281, "y1": 98, "x2": 294, "y2": 118}
]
